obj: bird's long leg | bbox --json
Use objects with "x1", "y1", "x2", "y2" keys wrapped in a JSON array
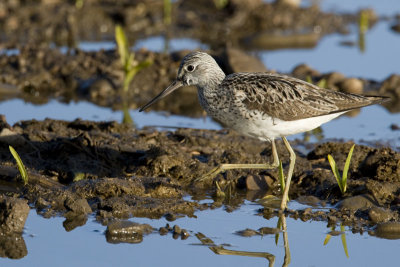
[
  {"x1": 280, "y1": 136, "x2": 296, "y2": 210},
  {"x1": 197, "y1": 140, "x2": 279, "y2": 181}
]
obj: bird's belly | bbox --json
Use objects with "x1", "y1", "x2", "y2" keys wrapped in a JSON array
[{"x1": 209, "y1": 108, "x2": 345, "y2": 141}]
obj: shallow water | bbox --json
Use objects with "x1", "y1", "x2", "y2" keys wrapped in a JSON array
[
  {"x1": 1, "y1": 99, "x2": 398, "y2": 148},
  {"x1": 1, "y1": 202, "x2": 399, "y2": 267},
  {"x1": 262, "y1": 21, "x2": 400, "y2": 80}
]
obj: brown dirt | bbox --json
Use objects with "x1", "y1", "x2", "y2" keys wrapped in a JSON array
[{"x1": 0, "y1": 117, "x2": 399, "y2": 232}]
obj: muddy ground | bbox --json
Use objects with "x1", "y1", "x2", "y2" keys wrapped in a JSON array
[
  {"x1": 0, "y1": 0, "x2": 400, "y2": 251},
  {"x1": 0, "y1": 117, "x2": 399, "y2": 231}
]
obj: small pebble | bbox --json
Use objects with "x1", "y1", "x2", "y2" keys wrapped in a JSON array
[
  {"x1": 159, "y1": 227, "x2": 169, "y2": 235},
  {"x1": 235, "y1": 228, "x2": 259, "y2": 237},
  {"x1": 390, "y1": 124, "x2": 399, "y2": 131},
  {"x1": 172, "y1": 232, "x2": 180, "y2": 240},
  {"x1": 258, "y1": 227, "x2": 280, "y2": 235},
  {"x1": 172, "y1": 225, "x2": 181, "y2": 235},
  {"x1": 181, "y1": 229, "x2": 190, "y2": 240}
]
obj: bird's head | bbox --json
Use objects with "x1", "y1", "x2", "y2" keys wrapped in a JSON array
[{"x1": 139, "y1": 51, "x2": 224, "y2": 112}]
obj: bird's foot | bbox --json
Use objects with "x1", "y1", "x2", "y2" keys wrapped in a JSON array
[{"x1": 196, "y1": 165, "x2": 225, "y2": 182}]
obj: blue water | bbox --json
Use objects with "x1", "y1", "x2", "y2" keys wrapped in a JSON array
[
  {"x1": 262, "y1": 22, "x2": 400, "y2": 80},
  {"x1": 1, "y1": 203, "x2": 399, "y2": 267}
]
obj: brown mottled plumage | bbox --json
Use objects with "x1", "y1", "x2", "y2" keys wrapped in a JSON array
[
  {"x1": 223, "y1": 72, "x2": 384, "y2": 121},
  {"x1": 140, "y1": 51, "x2": 388, "y2": 210}
]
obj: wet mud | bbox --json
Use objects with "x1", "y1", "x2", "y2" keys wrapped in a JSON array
[{"x1": 0, "y1": 117, "x2": 399, "y2": 234}]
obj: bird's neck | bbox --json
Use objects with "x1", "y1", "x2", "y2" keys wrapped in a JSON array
[
  {"x1": 198, "y1": 67, "x2": 226, "y2": 93},
  {"x1": 196, "y1": 67, "x2": 226, "y2": 112}
]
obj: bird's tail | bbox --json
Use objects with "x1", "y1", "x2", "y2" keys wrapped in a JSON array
[{"x1": 365, "y1": 95, "x2": 391, "y2": 105}]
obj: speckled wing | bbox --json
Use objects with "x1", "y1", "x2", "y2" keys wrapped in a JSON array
[{"x1": 222, "y1": 73, "x2": 381, "y2": 121}]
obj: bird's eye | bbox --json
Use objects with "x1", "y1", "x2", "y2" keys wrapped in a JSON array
[{"x1": 186, "y1": 65, "x2": 195, "y2": 72}]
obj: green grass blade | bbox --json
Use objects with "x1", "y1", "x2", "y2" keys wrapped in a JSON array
[
  {"x1": 123, "y1": 68, "x2": 137, "y2": 92},
  {"x1": 9, "y1": 145, "x2": 28, "y2": 185},
  {"x1": 275, "y1": 217, "x2": 282, "y2": 245},
  {"x1": 213, "y1": 0, "x2": 228, "y2": 9},
  {"x1": 323, "y1": 234, "x2": 332, "y2": 245},
  {"x1": 123, "y1": 60, "x2": 153, "y2": 92},
  {"x1": 135, "y1": 59, "x2": 153, "y2": 70},
  {"x1": 163, "y1": 0, "x2": 172, "y2": 25},
  {"x1": 316, "y1": 78, "x2": 327, "y2": 88},
  {"x1": 359, "y1": 10, "x2": 369, "y2": 33},
  {"x1": 341, "y1": 144, "x2": 355, "y2": 193},
  {"x1": 327, "y1": 154, "x2": 343, "y2": 193},
  {"x1": 323, "y1": 226, "x2": 336, "y2": 246},
  {"x1": 340, "y1": 225, "x2": 349, "y2": 258},
  {"x1": 115, "y1": 25, "x2": 129, "y2": 68}
]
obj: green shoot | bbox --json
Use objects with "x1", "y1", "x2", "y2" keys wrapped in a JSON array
[
  {"x1": 75, "y1": 0, "x2": 84, "y2": 9},
  {"x1": 316, "y1": 78, "x2": 327, "y2": 88},
  {"x1": 341, "y1": 224, "x2": 349, "y2": 258},
  {"x1": 327, "y1": 144, "x2": 355, "y2": 194},
  {"x1": 359, "y1": 10, "x2": 369, "y2": 33},
  {"x1": 323, "y1": 224, "x2": 349, "y2": 258},
  {"x1": 358, "y1": 10, "x2": 369, "y2": 52},
  {"x1": 9, "y1": 145, "x2": 28, "y2": 185},
  {"x1": 73, "y1": 172, "x2": 85, "y2": 182},
  {"x1": 213, "y1": 0, "x2": 228, "y2": 9},
  {"x1": 323, "y1": 225, "x2": 335, "y2": 245},
  {"x1": 115, "y1": 25, "x2": 129, "y2": 73},
  {"x1": 163, "y1": 0, "x2": 172, "y2": 26},
  {"x1": 122, "y1": 101, "x2": 134, "y2": 126},
  {"x1": 275, "y1": 216, "x2": 282, "y2": 245},
  {"x1": 306, "y1": 76, "x2": 327, "y2": 88},
  {"x1": 115, "y1": 25, "x2": 153, "y2": 92},
  {"x1": 323, "y1": 232, "x2": 332, "y2": 245}
]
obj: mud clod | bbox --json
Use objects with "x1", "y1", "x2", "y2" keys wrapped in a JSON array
[
  {"x1": 337, "y1": 195, "x2": 377, "y2": 211},
  {"x1": 374, "y1": 222, "x2": 400, "y2": 239},
  {"x1": 106, "y1": 221, "x2": 153, "y2": 244},
  {"x1": 368, "y1": 207, "x2": 394, "y2": 224},
  {"x1": 0, "y1": 196, "x2": 30, "y2": 234},
  {"x1": 64, "y1": 197, "x2": 92, "y2": 215}
]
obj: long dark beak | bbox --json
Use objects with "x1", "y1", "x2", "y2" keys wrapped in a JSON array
[{"x1": 139, "y1": 80, "x2": 183, "y2": 112}]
